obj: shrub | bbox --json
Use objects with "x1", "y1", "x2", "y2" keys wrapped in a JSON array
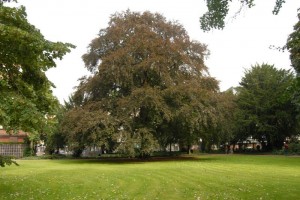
[
  {"x1": 72, "y1": 147, "x2": 83, "y2": 158},
  {"x1": 288, "y1": 143, "x2": 300, "y2": 155}
]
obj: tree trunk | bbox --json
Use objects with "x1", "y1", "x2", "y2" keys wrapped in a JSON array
[
  {"x1": 201, "y1": 140, "x2": 207, "y2": 152},
  {"x1": 30, "y1": 141, "x2": 35, "y2": 156}
]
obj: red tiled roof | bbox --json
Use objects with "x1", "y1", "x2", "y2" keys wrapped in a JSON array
[
  {"x1": 0, "y1": 129, "x2": 27, "y2": 136},
  {"x1": 0, "y1": 130, "x2": 28, "y2": 143}
]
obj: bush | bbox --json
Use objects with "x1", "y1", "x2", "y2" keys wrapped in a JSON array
[
  {"x1": 288, "y1": 143, "x2": 300, "y2": 155},
  {"x1": 41, "y1": 154, "x2": 67, "y2": 159},
  {"x1": 72, "y1": 147, "x2": 84, "y2": 158},
  {"x1": 272, "y1": 149, "x2": 284, "y2": 155},
  {"x1": 21, "y1": 154, "x2": 68, "y2": 160},
  {"x1": 23, "y1": 146, "x2": 34, "y2": 157}
]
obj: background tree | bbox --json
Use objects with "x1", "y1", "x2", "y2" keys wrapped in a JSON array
[
  {"x1": 0, "y1": 3, "x2": 74, "y2": 165},
  {"x1": 286, "y1": 9, "x2": 300, "y2": 112},
  {"x1": 285, "y1": 9, "x2": 300, "y2": 150},
  {"x1": 43, "y1": 105, "x2": 67, "y2": 155},
  {"x1": 210, "y1": 88, "x2": 238, "y2": 151},
  {"x1": 200, "y1": 0, "x2": 286, "y2": 31},
  {"x1": 63, "y1": 10, "x2": 222, "y2": 157},
  {"x1": 236, "y1": 64, "x2": 297, "y2": 150},
  {"x1": 287, "y1": 10, "x2": 300, "y2": 75}
]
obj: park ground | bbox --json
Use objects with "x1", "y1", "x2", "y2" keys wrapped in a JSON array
[{"x1": 0, "y1": 154, "x2": 299, "y2": 200}]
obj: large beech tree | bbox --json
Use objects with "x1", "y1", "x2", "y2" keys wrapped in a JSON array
[{"x1": 63, "y1": 10, "x2": 224, "y2": 157}]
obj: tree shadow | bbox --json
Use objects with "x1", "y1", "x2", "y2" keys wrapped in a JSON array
[{"x1": 54, "y1": 155, "x2": 219, "y2": 165}]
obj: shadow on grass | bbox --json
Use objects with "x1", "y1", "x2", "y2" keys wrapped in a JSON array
[{"x1": 53, "y1": 155, "x2": 219, "y2": 165}]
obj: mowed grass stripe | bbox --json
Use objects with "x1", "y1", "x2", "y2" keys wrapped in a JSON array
[{"x1": 0, "y1": 155, "x2": 299, "y2": 199}]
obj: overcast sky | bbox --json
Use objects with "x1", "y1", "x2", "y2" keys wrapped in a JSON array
[{"x1": 16, "y1": 0, "x2": 300, "y2": 103}]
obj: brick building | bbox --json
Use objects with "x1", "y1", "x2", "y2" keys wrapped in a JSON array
[{"x1": 0, "y1": 128, "x2": 28, "y2": 158}]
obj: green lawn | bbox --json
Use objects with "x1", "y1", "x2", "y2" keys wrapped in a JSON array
[{"x1": 0, "y1": 155, "x2": 299, "y2": 200}]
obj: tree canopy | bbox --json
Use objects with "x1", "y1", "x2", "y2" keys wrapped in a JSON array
[
  {"x1": 285, "y1": 10, "x2": 300, "y2": 131},
  {"x1": 286, "y1": 9, "x2": 300, "y2": 75},
  {"x1": 235, "y1": 64, "x2": 297, "y2": 150},
  {"x1": 62, "y1": 10, "x2": 228, "y2": 157},
  {"x1": 0, "y1": 4, "x2": 74, "y2": 136},
  {"x1": 200, "y1": 0, "x2": 286, "y2": 31}
]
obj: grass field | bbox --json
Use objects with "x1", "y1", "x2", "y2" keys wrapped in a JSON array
[{"x1": 0, "y1": 155, "x2": 299, "y2": 200}]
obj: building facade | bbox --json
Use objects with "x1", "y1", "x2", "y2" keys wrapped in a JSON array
[{"x1": 0, "y1": 129, "x2": 28, "y2": 158}]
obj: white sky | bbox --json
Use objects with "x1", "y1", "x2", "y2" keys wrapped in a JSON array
[{"x1": 15, "y1": 0, "x2": 300, "y2": 103}]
